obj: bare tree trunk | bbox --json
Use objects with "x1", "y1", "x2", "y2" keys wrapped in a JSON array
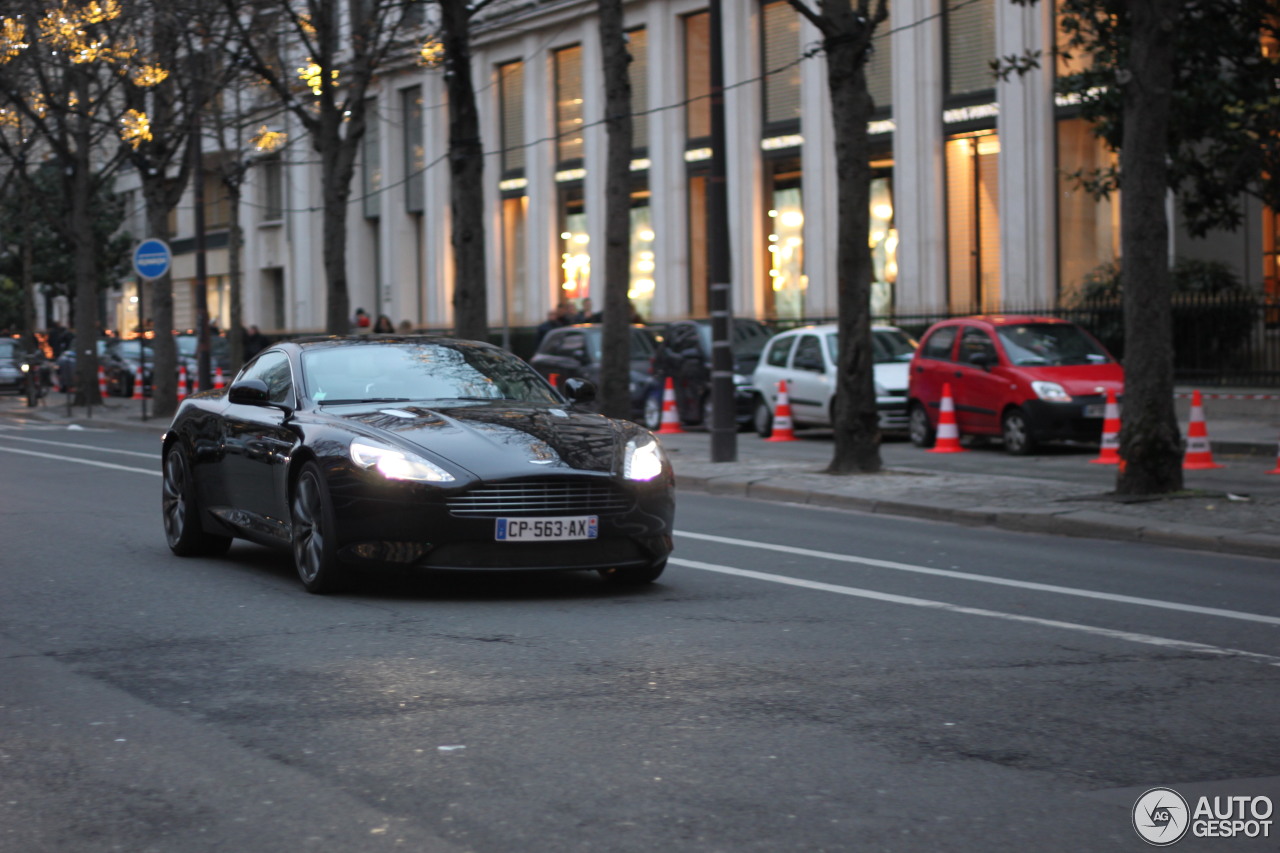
[
  {"x1": 69, "y1": 74, "x2": 102, "y2": 408},
  {"x1": 1116, "y1": 0, "x2": 1183, "y2": 495},
  {"x1": 227, "y1": 181, "x2": 245, "y2": 369},
  {"x1": 145, "y1": 186, "x2": 178, "y2": 418},
  {"x1": 597, "y1": 0, "x2": 633, "y2": 420},
  {"x1": 440, "y1": 0, "x2": 488, "y2": 342},
  {"x1": 319, "y1": 123, "x2": 356, "y2": 335}
]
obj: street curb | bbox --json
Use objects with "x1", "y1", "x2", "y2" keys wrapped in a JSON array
[{"x1": 673, "y1": 473, "x2": 1279, "y2": 561}]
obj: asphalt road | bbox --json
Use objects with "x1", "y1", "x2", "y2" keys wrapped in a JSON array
[{"x1": 2, "y1": 421, "x2": 1279, "y2": 852}]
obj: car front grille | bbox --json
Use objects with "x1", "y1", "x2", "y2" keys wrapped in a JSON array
[{"x1": 447, "y1": 477, "x2": 632, "y2": 518}]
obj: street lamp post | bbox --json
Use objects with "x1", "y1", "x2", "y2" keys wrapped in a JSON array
[{"x1": 708, "y1": 0, "x2": 736, "y2": 463}]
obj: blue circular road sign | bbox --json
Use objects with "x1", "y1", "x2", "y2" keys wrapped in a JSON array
[{"x1": 133, "y1": 239, "x2": 172, "y2": 280}]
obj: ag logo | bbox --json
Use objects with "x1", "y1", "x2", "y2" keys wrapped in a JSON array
[{"x1": 1134, "y1": 787, "x2": 1190, "y2": 846}]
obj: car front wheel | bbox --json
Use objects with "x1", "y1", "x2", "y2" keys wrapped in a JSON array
[
  {"x1": 642, "y1": 389, "x2": 663, "y2": 431},
  {"x1": 908, "y1": 404, "x2": 935, "y2": 448},
  {"x1": 162, "y1": 447, "x2": 232, "y2": 557},
  {"x1": 291, "y1": 462, "x2": 348, "y2": 594},
  {"x1": 1001, "y1": 407, "x2": 1037, "y2": 455}
]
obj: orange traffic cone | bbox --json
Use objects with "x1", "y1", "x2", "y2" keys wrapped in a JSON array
[
  {"x1": 766, "y1": 380, "x2": 797, "y2": 442},
  {"x1": 657, "y1": 377, "x2": 683, "y2": 435},
  {"x1": 1089, "y1": 389, "x2": 1122, "y2": 465},
  {"x1": 177, "y1": 365, "x2": 188, "y2": 401},
  {"x1": 97, "y1": 366, "x2": 108, "y2": 399},
  {"x1": 214, "y1": 367, "x2": 225, "y2": 390},
  {"x1": 548, "y1": 372, "x2": 560, "y2": 390},
  {"x1": 1267, "y1": 436, "x2": 1280, "y2": 475},
  {"x1": 1183, "y1": 390, "x2": 1223, "y2": 470},
  {"x1": 929, "y1": 383, "x2": 966, "y2": 453},
  {"x1": 131, "y1": 364, "x2": 145, "y2": 400}
]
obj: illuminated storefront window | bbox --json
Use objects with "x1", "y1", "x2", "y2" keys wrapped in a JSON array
[
  {"x1": 629, "y1": 203, "x2": 655, "y2": 320},
  {"x1": 945, "y1": 132, "x2": 1001, "y2": 312},
  {"x1": 766, "y1": 159, "x2": 806, "y2": 321},
  {"x1": 559, "y1": 187, "x2": 589, "y2": 305},
  {"x1": 869, "y1": 174, "x2": 897, "y2": 317}
]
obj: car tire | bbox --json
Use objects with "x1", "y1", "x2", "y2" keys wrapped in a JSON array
[
  {"x1": 291, "y1": 462, "x2": 349, "y2": 594},
  {"x1": 162, "y1": 446, "x2": 233, "y2": 557},
  {"x1": 599, "y1": 560, "x2": 666, "y2": 585},
  {"x1": 753, "y1": 396, "x2": 774, "y2": 438},
  {"x1": 642, "y1": 389, "x2": 663, "y2": 431},
  {"x1": 908, "y1": 403, "x2": 935, "y2": 448},
  {"x1": 1001, "y1": 407, "x2": 1037, "y2": 456},
  {"x1": 700, "y1": 394, "x2": 713, "y2": 428}
]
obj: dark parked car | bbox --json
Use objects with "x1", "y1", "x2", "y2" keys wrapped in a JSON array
[
  {"x1": 528, "y1": 323, "x2": 659, "y2": 423},
  {"x1": 101, "y1": 338, "x2": 156, "y2": 397},
  {"x1": 643, "y1": 318, "x2": 771, "y2": 430},
  {"x1": 161, "y1": 336, "x2": 675, "y2": 593}
]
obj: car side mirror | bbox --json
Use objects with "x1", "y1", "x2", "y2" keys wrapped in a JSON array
[
  {"x1": 228, "y1": 378, "x2": 271, "y2": 406},
  {"x1": 561, "y1": 376, "x2": 597, "y2": 404},
  {"x1": 968, "y1": 352, "x2": 994, "y2": 371}
]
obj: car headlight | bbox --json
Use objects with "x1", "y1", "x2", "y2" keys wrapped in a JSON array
[
  {"x1": 20, "y1": 362, "x2": 30, "y2": 373},
  {"x1": 1031, "y1": 381, "x2": 1071, "y2": 403},
  {"x1": 733, "y1": 373, "x2": 749, "y2": 387},
  {"x1": 624, "y1": 436, "x2": 666, "y2": 481},
  {"x1": 874, "y1": 381, "x2": 887, "y2": 396},
  {"x1": 350, "y1": 439, "x2": 455, "y2": 482}
]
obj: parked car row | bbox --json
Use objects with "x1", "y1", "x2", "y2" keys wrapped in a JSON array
[
  {"x1": 529, "y1": 313, "x2": 1123, "y2": 456},
  {"x1": 54, "y1": 334, "x2": 232, "y2": 397}
]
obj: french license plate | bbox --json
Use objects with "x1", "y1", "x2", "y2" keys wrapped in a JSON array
[
  {"x1": 495, "y1": 516, "x2": 598, "y2": 542},
  {"x1": 1083, "y1": 404, "x2": 1105, "y2": 418}
]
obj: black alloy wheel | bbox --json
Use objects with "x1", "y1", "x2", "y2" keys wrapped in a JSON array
[
  {"x1": 291, "y1": 462, "x2": 348, "y2": 594},
  {"x1": 162, "y1": 447, "x2": 232, "y2": 557},
  {"x1": 908, "y1": 404, "x2": 935, "y2": 448},
  {"x1": 1001, "y1": 407, "x2": 1037, "y2": 456}
]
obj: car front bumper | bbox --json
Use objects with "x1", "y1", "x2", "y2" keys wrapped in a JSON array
[{"x1": 1022, "y1": 396, "x2": 1110, "y2": 442}]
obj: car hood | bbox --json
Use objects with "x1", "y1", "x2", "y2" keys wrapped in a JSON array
[
  {"x1": 329, "y1": 401, "x2": 634, "y2": 477},
  {"x1": 873, "y1": 361, "x2": 909, "y2": 393},
  {"x1": 1013, "y1": 364, "x2": 1124, "y2": 397}
]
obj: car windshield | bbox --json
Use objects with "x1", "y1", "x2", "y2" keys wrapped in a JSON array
[
  {"x1": 581, "y1": 328, "x2": 657, "y2": 361},
  {"x1": 825, "y1": 329, "x2": 918, "y2": 364},
  {"x1": 118, "y1": 340, "x2": 152, "y2": 360},
  {"x1": 696, "y1": 320, "x2": 770, "y2": 358},
  {"x1": 996, "y1": 323, "x2": 1111, "y2": 366},
  {"x1": 301, "y1": 340, "x2": 562, "y2": 405},
  {"x1": 0, "y1": 340, "x2": 14, "y2": 358}
]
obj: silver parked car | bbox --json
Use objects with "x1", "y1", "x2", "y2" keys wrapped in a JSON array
[{"x1": 750, "y1": 323, "x2": 917, "y2": 437}]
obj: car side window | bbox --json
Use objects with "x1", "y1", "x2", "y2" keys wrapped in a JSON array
[
  {"x1": 765, "y1": 336, "x2": 794, "y2": 368},
  {"x1": 793, "y1": 335, "x2": 825, "y2": 372},
  {"x1": 558, "y1": 332, "x2": 590, "y2": 364},
  {"x1": 240, "y1": 351, "x2": 293, "y2": 405},
  {"x1": 958, "y1": 327, "x2": 997, "y2": 365},
  {"x1": 921, "y1": 326, "x2": 958, "y2": 361}
]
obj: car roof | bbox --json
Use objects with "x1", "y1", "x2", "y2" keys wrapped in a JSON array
[
  {"x1": 936, "y1": 315, "x2": 1072, "y2": 328},
  {"x1": 771, "y1": 323, "x2": 906, "y2": 335},
  {"x1": 285, "y1": 334, "x2": 503, "y2": 351}
]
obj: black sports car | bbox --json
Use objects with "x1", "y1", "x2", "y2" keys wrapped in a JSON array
[{"x1": 161, "y1": 336, "x2": 675, "y2": 593}]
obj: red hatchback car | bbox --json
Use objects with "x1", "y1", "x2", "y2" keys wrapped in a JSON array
[{"x1": 907, "y1": 316, "x2": 1124, "y2": 454}]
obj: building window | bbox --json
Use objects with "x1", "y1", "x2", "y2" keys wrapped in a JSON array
[
  {"x1": 362, "y1": 97, "x2": 381, "y2": 219},
  {"x1": 628, "y1": 27, "x2": 648, "y2": 151},
  {"x1": 765, "y1": 157, "x2": 805, "y2": 321},
  {"x1": 559, "y1": 185, "x2": 589, "y2": 303},
  {"x1": 762, "y1": 1, "x2": 801, "y2": 131},
  {"x1": 501, "y1": 195, "x2": 528, "y2": 324},
  {"x1": 260, "y1": 154, "x2": 283, "y2": 222},
  {"x1": 866, "y1": 6, "x2": 893, "y2": 111},
  {"x1": 555, "y1": 46, "x2": 585, "y2": 164},
  {"x1": 946, "y1": 0, "x2": 995, "y2": 97},
  {"x1": 685, "y1": 12, "x2": 711, "y2": 142},
  {"x1": 687, "y1": 173, "x2": 708, "y2": 316},
  {"x1": 263, "y1": 267, "x2": 285, "y2": 330},
  {"x1": 499, "y1": 61, "x2": 525, "y2": 174},
  {"x1": 945, "y1": 132, "x2": 1001, "y2": 312},
  {"x1": 203, "y1": 170, "x2": 230, "y2": 231},
  {"x1": 1057, "y1": 118, "x2": 1119, "y2": 302},
  {"x1": 869, "y1": 168, "x2": 897, "y2": 316},
  {"x1": 629, "y1": 190, "x2": 655, "y2": 320},
  {"x1": 403, "y1": 87, "x2": 424, "y2": 213}
]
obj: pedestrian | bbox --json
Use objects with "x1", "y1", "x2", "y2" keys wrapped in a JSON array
[
  {"x1": 243, "y1": 324, "x2": 270, "y2": 358},
  {"x1": 352, "y1": 307, "x2": 371, "y2": 333},
  {"x1": 397, "y1": 319, "x2": 414, "y2": 334},
  {"x1": 373, "y1": 314, "x2": 395, "y2": 333}
]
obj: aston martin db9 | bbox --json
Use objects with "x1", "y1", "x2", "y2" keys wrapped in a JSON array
[{"x1": 161, "y1": 336, "x2": 675, "y2": 593}]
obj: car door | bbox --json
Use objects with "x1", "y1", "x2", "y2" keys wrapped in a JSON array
[
  {"x1": 952, "y1": 326, "x2": 1003, "y2": 434},
  {"x1": 220, "y1": 351, "x2": 298, "y2": 533},
  {"x1": 664, "y1": 323, "x2": 706, "y2": 422},
  {"x1": 910, "y1": 324, "x2": 959, "y2": 423},
  {"x1": 755, "y1": 333, "x2": 797, "y2": 414},
  {"x1": 787, "y1": 334, "x2": 831, "y2": 426}
]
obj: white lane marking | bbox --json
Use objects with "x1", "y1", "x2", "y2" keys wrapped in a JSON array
[
  {"x1": 3, "y1": 434, "x2": 157, "y2": 459},
  {"x1": 676, "y1": 530, "x2": 1280, "y2": 627},
  {"x1": 0, "y1": 445, "x2": 160, "y2": 476},
  {"x1": 670, "y1": 557, "x2": 1280, "y2": 667}
]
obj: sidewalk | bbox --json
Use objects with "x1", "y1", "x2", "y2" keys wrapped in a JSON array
[{"x1": 4, "y1": 391, "x2": 1279, "y2": 561}]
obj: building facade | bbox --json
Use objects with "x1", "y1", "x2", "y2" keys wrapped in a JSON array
[{"x1": 116, "y1": 0, "x2": 1274, "y2": 342}]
